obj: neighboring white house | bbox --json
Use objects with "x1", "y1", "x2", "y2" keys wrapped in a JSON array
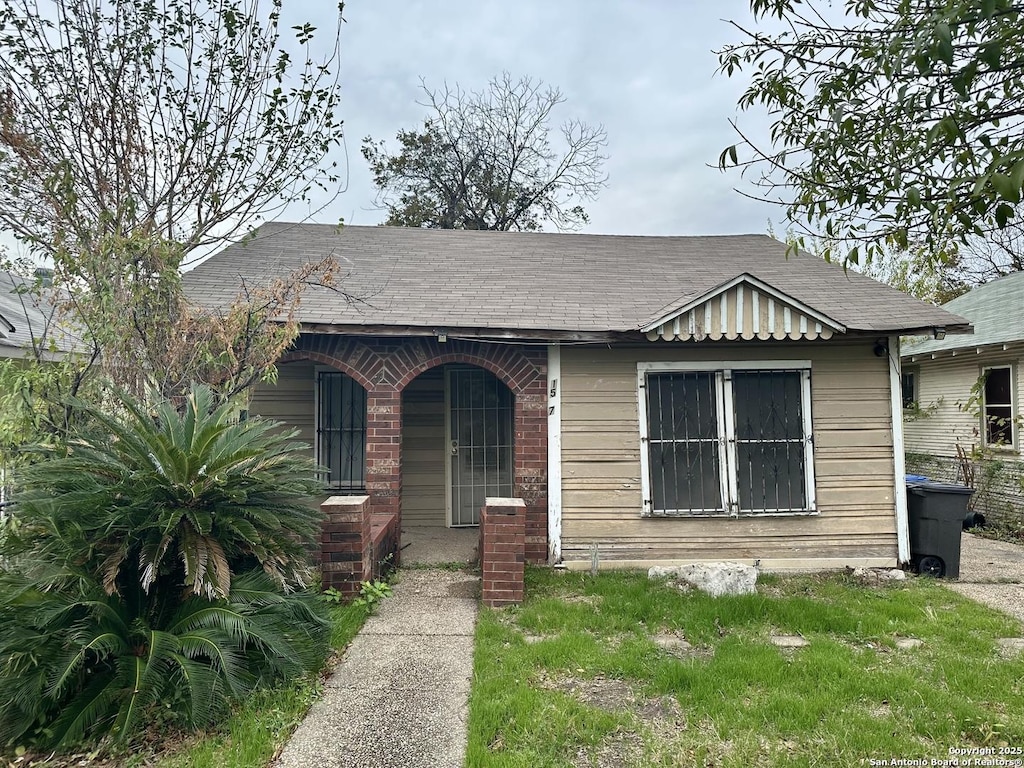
[
  {"x1": 1, "y1": 270, "x2": 82, "y2": 511},
  {"x1": 902, "y1": 271, "x2": 1024, "y2": 525},
  {"x1": 0, "y1": 270, "x2": 78, "y2": 362}
]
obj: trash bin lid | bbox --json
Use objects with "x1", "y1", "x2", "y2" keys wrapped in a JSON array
[{"x1": 907, "y1": 480, "x2": 974, "y2": 495}]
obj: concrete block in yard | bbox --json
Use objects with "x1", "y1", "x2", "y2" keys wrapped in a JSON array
[
  {"x1": 649, "y1": 562, "x2": 758, "y2": 598},
  {"x1": 851, "y1": 567, "x2": 907, "y2": 583}
]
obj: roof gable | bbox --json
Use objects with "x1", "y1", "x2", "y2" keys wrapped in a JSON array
[{"x1": 642, "y1": 274, "x2": 846, "y2": 342}]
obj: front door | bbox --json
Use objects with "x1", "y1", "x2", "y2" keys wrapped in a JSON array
[{"x1": 446, "y1": 367, "x2": 514, "y2": 526}]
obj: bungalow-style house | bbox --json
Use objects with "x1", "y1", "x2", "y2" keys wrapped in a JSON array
[
  {"x1": 183, "y1": 224, "x2": 969, "y2": 571},
  {"x1": 902, "y1": 271, "x2": 1024, "y2": 524}
]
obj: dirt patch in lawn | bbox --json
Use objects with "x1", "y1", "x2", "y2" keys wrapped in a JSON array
[
  {"x1": 569, "y1": 728, "x2": 646, "y2": 768},
  {"x1": 537, "y1": 673, "x2": 637, "y2": 712},
  {"x1": 537, "y1": 672, "x2": 687, "y2": 729}
]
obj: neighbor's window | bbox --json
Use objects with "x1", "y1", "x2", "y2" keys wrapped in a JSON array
[
  {"x1": 901, "y1": 370, "x2": 917, "y2": 410},
  {"x1": 982, "y1": 366, "x2": 1015, "y2": 447},
  {"x1": 639, "y1": 364, "x2": 815, "y2": 516},
  {"x1": 316, "y1": 370, "x2": 367, "y2": 489}
]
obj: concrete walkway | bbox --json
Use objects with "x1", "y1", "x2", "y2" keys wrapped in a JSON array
[
  {"x1": 274, "y1": 569, "x2": 479, "y2": 768},
  {"x1": 946, "y1": 532, "x2": 1024, "y2": 625}
]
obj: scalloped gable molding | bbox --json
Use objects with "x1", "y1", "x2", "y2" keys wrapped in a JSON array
[{"x1": 642, "y1": 274, "x2": 847, "y2": 342}]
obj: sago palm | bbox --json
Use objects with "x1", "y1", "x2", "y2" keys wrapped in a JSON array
[
  {"x1": 0, "y1": 383, "x2": 330, "y2": 750},
  {"x1": 0, "y1": 567, "x2": 327, "y2": 748},
  {"x1": 9, "y1": 383, "x2": 322, "y2": 600}
]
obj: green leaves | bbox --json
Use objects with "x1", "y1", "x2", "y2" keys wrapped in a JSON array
[
  {"x1": 0, "y1": 383, "x2": 329, "y2": 749},
  {"x1": 718, "y1": 0, "x2": 1024, "y2": 269}
]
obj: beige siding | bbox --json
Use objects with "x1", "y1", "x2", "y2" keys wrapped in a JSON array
[
  {"x1": 402, "y1": 369, "x2": 447, "y2": 525},
  {"x1": 249, "y1": 360, "x2": 316, "y2": 459},
  {"x1": 559, "y1": 340, "x2": 898, "y2": 569},
  {"x1": 903, "y1": 344, "x2": 1024, "y2": 459}
]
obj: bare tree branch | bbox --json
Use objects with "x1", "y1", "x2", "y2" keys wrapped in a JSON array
[{"x1": 362, "y1": 73, "x2": 608, "y2": 231}]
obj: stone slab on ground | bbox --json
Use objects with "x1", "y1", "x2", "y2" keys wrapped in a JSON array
[
  {"x1": 649, "y1": 562, "x2": 758, "y2": 597},
  {"x1": 771, "y1": 635, "x2": 809, "y2": 648},
  {"x1": 895, "y1": 637, "x2": 924, "y2": 649},
  {"x1": 274, "y1": 569, "x2": 477, "y2": 768}
]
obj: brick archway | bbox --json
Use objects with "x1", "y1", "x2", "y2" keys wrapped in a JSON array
[
  {"x1": 287, "y1": 335, "x2": 549, "y2": 563},
  {"x1": 278, "y1": 350, "x2": 375, "y2": 391}
]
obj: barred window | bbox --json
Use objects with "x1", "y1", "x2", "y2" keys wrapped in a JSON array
[
  {"x1": 639, "y1": 363, "x2": 816, "y2": 517},
  {"x1": 316, "y1": 370, "x2": 367, "y2": 490}
]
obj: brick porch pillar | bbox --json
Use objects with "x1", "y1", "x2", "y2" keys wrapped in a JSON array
[
  {"x1": 320, "y1": 495, "x2": 372, "y2": 597},
  {"x1": 479, "y1": 497, "x2": 526, "y2": 607},
  {"x1": 514, "y1": 375, "x2": 549, "y2": 564},
  {"x1": 365, "y1": 388, "x2": 402, "y2": 535}
]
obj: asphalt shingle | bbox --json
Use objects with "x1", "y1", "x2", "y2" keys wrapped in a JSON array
[
  {"x1": 904, "y1": 271, "x2": 1024, "y2": 355},
  {"x1": 183, "y1": 224, "x2": 968, "y2": 336}
]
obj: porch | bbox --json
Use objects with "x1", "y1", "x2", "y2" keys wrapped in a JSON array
[{"x1": 251, "y1": 334, "x2": 550, "y2": 565}]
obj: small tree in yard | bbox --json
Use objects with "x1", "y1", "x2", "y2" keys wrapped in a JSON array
[
  {"x1": 0, "y1": 0, "x2": 349, "y2": 755},
  {"x1": 0, "y1": 0, "x2": 348, "y2": 414},
  {"x1": 362, "y1": 73, "x2": 608, "y2": 231}
]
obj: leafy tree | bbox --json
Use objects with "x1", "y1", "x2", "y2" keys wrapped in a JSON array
[
  {"x1": 0, "y1": 384, "x2": 328, "y2": 749},
  {"x1": 718, "y1": 0, "x2": 1024, "y2": 267},
  {"x1": 0, "y1": 0, "x2": 345, "y2": 258},
  {"x1": 362, "y1": 73, "x2": 608, "y2": 231},
  {"x1": 0, "y1": 0, "x2": 349, "y2": 409}
]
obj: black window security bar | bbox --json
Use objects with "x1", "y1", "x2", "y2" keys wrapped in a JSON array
[
  {"x1": 646, "y1": 371, "x2": 724, "y2": 514},
  {"x1": 645, "y1": 368, "x2": 811, "y2": 517},
  {"x1": 732, "y1": 370, "x2": 806, "y2": 512},
  {"x1": 317, "y1": 371, "x2": 367, "y2": 490}
]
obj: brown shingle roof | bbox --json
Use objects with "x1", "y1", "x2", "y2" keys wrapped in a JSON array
[{"x1": 183, "y1": 223, "x2": 968, "y2": 336}]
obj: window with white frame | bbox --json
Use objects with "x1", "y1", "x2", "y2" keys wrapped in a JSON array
[
  {"x1": 316, "y1": 370, "x2": 367, "y2": 489},
  {"x1": 901, "y1": 369, "x2": 918, "y2": 410},
  {"x1": 638, "y1": 362, "x2": 816, "y2": 517},
  {"x1": 982, "y1": 365, "x2": 1015, "y2": 448}
]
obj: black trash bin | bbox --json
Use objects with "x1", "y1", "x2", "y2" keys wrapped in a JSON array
[{"x1": 905, "y1": 480, "x2": 974, "y2": 578}]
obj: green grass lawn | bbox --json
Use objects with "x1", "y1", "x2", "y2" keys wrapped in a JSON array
[{"x1": 467, "y1": 568, "x2": 1024, "y2": 767}]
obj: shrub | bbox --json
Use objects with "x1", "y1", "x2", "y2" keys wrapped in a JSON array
[{"x1": 0, "y1": 384, "x2": 329, "y2": 750}]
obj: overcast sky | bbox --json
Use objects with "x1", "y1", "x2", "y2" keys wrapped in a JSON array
[
  {"x1": 0, "y1": 0, "x2": 782, "y2": 262},
  {"x1": 301, "y1": 0, "x2": 779, "y2": 237}
]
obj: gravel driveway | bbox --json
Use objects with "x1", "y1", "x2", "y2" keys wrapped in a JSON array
[{"x1": 945, "y1": 533, "x2": 1024, "y2": 625}]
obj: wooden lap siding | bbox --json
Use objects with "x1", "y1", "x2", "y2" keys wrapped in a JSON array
[
  {"x1": 903, "y1": 344, "x2": 1024, "y2": 458},
  {"x1": 253, "y1": 336, "x2": 549, "y2": 564},
  {"x1": 559, "y1": 340, "x2": 899, "y2": 569}
]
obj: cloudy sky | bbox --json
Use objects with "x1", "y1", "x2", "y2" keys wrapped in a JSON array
[{"x1": 301, "y1": 0, "x2": 780, "y2": 237}]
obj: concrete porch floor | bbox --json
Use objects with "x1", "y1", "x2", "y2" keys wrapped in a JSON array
[{"x1": 401, "y1": 525, "x2": 478, "y2": 566}]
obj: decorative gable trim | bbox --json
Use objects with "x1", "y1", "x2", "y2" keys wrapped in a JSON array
[{"x1": 642, "y1": 274, "x2": 847, "y2": 342}]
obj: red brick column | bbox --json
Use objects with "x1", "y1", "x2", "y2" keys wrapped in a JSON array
[
  {"x1": 365, "y1": 389, "x2": 402, "y2": 539},
  {"x1": 514, "y1": 372, "x2": 548, "y2": 564},
  {"x1": 480, "y1": 497, "x2": 526, "y2": 607},
  {"x1": 320, "y1": 495, "x2": 371, "y2": 597}
]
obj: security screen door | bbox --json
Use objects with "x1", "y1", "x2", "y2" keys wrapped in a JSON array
[{"x1": 446, "y1": 367, "x2": 514, "y2": 527}]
